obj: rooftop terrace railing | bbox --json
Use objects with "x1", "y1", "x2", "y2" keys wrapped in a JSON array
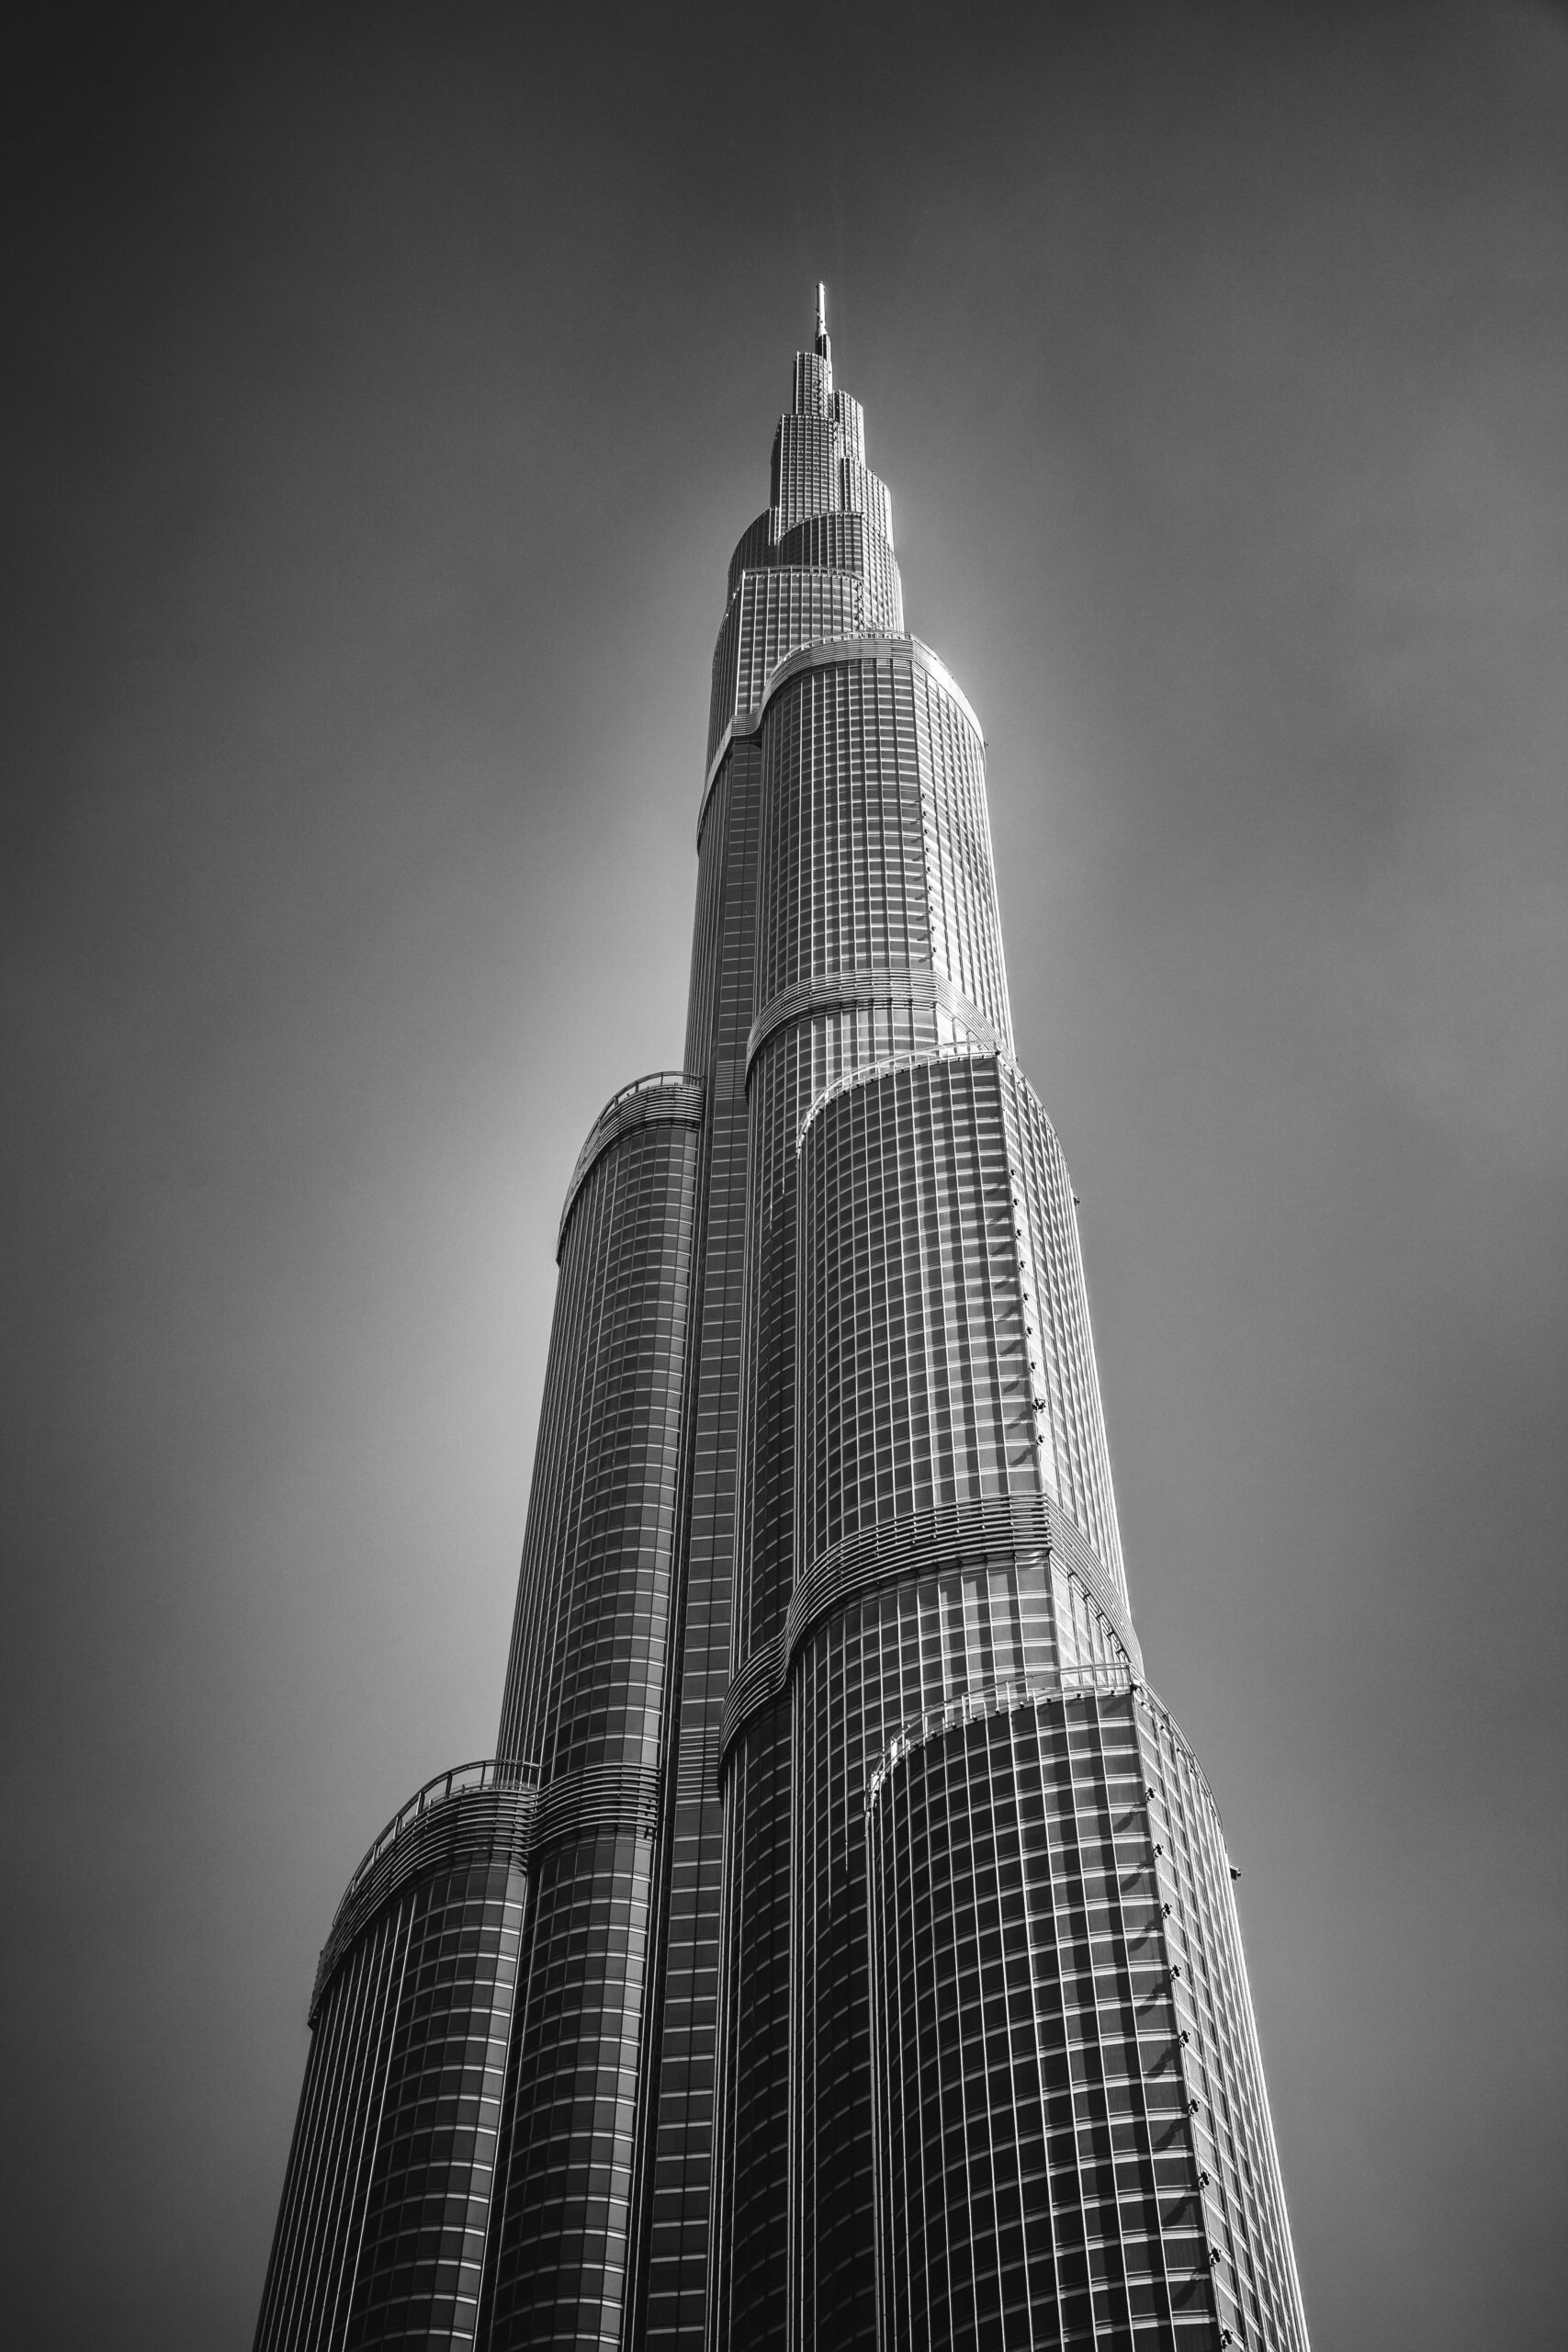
[
  {"x1": 558, "y1": 1069, "x2": 705, "y2": 1253},
  {"x1": 337, "y1": 1755, "x2": 540, "y2": 1910}
]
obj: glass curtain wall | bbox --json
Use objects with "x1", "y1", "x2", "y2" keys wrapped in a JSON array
[{"x1": 254, "y1": 300, "x2": 1310, "y2": 2352}]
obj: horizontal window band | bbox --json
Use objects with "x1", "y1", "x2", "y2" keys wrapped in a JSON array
[
  {"x1": 557, "y1": 1071, "x2": 705, "y2": 1257},
  {"x1": 528, "y1": 1761, "x2": 663, "y2": 1856},
  {"x1": 746, "y1": 967, "x2": 1004, "y2": 1079},
  {"x1": 790, "y1": 1494, "x2": 1140, "y2": 1682},
  {"x1": 699, "y1": 631, "x2": 985, "y2": 835},
  {"x1": 719, "y1": 1632, "x2": 787, "y2": 1759},
  {"x1": 719, "y1": 1496, "x2": 1142, "y2": 1772}
]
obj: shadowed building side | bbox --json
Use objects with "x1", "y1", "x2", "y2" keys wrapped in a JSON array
[
  {"x1": 252, "y1": 1770, "x2": 536, "y2": 2352},
  {"x1": 485, "y1": 1078, "x2": 703, "y2": 2350}
]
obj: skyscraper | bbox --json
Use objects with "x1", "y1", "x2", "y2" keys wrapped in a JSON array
[{"x1": 254, "y1": 292, "x2": 1312, "y2": 2352}]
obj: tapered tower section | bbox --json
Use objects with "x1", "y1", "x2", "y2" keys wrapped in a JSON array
[
  {"x1": 703, "y1": 306, "x2": 1308, "y2": 2352},
  {"x1": 253, "y1": 297, "x2": 1310, "y2": 2352}
]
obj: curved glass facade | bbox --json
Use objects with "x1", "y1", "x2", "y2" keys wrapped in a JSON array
[
  {"x1": 864, "y1": 1690, "x2": 1309, "y2": 2352},
  {"x1": 488, "y1": 1075, "x2": 703, "y2": 2349},
  {"x1": 255, "y1": 295, "x2": 1309, "y2": 2351},
  {"x1": 253, "y1": 1768, "x2": 536, "y2": 2352}
]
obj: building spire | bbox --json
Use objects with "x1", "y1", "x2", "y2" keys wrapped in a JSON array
[{"x1": 815, "y1": 280, "x2": 830, "y2": 367}]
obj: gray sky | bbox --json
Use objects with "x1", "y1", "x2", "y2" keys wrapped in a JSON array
[{"x1": 5, "y1": 5, "x2": 1565, "y2": 2346}]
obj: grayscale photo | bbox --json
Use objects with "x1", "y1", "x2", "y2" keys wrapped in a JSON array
[{"x1": 4, "y1": 6, "x2": 1564, "y2": 2348}]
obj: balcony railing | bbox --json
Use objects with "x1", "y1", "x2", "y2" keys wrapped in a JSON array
[{"x1": 338, "y1": 1756, "x2": 539, "y2": 1910}]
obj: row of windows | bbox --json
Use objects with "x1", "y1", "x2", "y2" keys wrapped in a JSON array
[
  {"x1": 707, "y1": 569, "x2": 864, "y2": 764},
  {"x1": 798, "y1": 1059, "x2": 1109, "y2": 1572},
  {"x1": 1135, "y1": 1697, "x2": 1310, "y2": 2350},
  {"x1": 497, "y1": 1119, "x2": 698, "y2": 1772},
  {"x1": 766, "y1": 404, "x2": 895, "y2": 545},
  {"x1": 852, "y1": 1690, "x2": 1310, "y2": 2352},
  {"x1": 1000, "y1": 1069, "x2": 1126, "y2": 1596},
  {"x1": 709, "y1": 385, "x2": 1022, "y2": 2344},
  {"x1": 865, "y1": 1700, "x2": 1213, "y2": 2352},
  {"x1": 651, "y1": 746, "x2": 771, "y2": 2347},
  {"x1": 738, "y1": 999, "x2": 962, "y2": 1654},
  {"x1": 777, "y1": 358, "x2": 866, "y2": 477},
  {"x1": 838, "y1": 454, "x2": 894, "y2": 543},
  {"x1": 910, "y1": 668, "x2": 1011, "y2": 1047},
  {"x1": 759, "y1": 670, "x2": 995, "y2": 1011},
  {"x1": 773, "y1": 513, "x2": 902, "y2": 632},
  {"x1": 760, "y1": 672, "x2": 934, "y2": 992},
  {"x1": 484, "y1": 1832, "x2": 655, "y2": 2349},
  {"x1": 254, "y1": 1861, "x2": 526, "y2": 2352},
  {"x1": 754, "y1": 658, "x2": 1005, "y2": 1039},
  {"x1": 486, "y1": 1071, "x2": 718, "y2": 2341},
  {"x1": 788, "y1": 1570, "x2": 1075, "y2": 2351},
  {"x1": 770, "y1": 413, "x2": 841, "y2": 528},
  {"x1": 788, "y1": 349, "x2": 833, "y2": 420}
]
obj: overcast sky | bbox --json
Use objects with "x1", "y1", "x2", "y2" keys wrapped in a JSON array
[{"x1": 4, "y1": 5, "x2": 1565, "y2": 2346}]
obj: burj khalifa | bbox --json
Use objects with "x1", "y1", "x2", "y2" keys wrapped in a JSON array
[{"x1": 253, "y1": 292, "x2": 1311, "y2": 2352}]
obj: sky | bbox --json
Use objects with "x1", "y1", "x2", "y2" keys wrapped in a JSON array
[{"x1": 3, "y1": 4, "x2": 1565, "y2": 2346}]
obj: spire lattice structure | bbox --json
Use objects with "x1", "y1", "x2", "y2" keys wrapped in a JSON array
[{"x1": 254, "y1": 297, "x2": 1312, "y2": 2352}]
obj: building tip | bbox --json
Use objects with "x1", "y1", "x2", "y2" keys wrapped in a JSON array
[{"x1": 814, "y1": 281, "x2": 830, "y2": 363}]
